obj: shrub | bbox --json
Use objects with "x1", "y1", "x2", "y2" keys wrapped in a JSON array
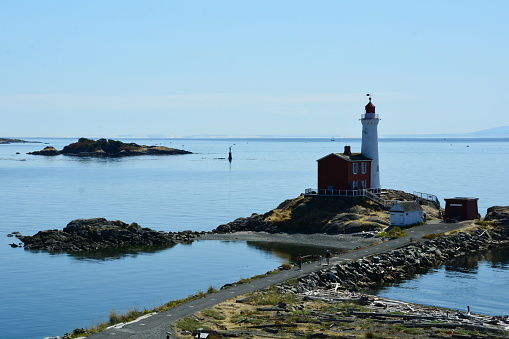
[
  {"x1": 375, "y1": 227, "x2": 407, "y2": 239},
  {"x1": 207, "y1": 286, "x2": 219, "y2": 294},
  {"x1": 280, "y1": 262, "x2": 292, "y2": 270},
  {"x1": 422, "y1": 232, "x2": 443, "y2": 240},
  {"x1": 475, "y1": 219, "x2": 491, "y2": 226}
]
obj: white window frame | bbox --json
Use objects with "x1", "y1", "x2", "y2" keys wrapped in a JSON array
[
  {"x1": 361, "y1": 162, "x2": 367, "y2": 174},
  {"x1": 352, "y1": 163, "x2": 358, "y2": 174},
  {"x1": 361, "y1": 180, "x2": 367, "y2": 188}
]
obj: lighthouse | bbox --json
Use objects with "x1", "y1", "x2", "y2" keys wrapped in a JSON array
[
  {"x1": 361, "y1": 95, "x2": 381, "y2": 191},
  {"x1": 313, "y1": 96, "x2": 381, "y2": 196}
]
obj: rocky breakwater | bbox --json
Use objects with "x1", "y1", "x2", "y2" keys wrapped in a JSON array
[
  {"x1": 213, "y1": 190, "x2": 440, "y2": 234},
  {"x1": 282, "y1": 223, "x2": 509, "y2": 294},
  {"x1": 15, "y1": 218, "x2": 201, "y2": 252},
  {"x1": 28, "y1": 137, "x2": 192, "y2": 157}
]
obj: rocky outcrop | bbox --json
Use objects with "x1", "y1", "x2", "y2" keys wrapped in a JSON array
[
  {"x1": 0, "y1": 138, "x2": 38, "y2": 144},
  {"x1": 29, "y1": 146, "x2": 60, "y2": 155},
  {"x1": 17, "y1": 218, "x2": 202, "y2": 252},
  {"x1": 213, "y1": 190, "x2": 436, "y2": 235},
  {"x1": 28, "y1": 138, "x2": 192, "y2": 157},
  {"x1": 485, "y1": 206, "x2": 509, "y2": 227},
  {"x1": 281, "y1": 227, "x2": 509, "y2": 294}
]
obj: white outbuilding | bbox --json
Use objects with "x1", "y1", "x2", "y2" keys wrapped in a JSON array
[{"x1": 390, "y1": 201, "x2": 424, "y2": 226}]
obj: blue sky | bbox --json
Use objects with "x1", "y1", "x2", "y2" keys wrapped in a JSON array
[{"x1": 1, "y1": 1, "x2": 508, "y2": 138}]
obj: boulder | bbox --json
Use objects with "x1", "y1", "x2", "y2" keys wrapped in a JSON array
[{"x1": 485, "y1": 206, "x2": 509, "y2": 227}]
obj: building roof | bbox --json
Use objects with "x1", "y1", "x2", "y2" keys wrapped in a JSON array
[
  {"x1": 390, "y1": 201, "x2": 424, "y2": 212},
  {"x1": 445, "y1": 197, "x2": 479, "y2": 201},
  {"x1": 365, "y1": 98, "x2": 376, "y2": 114},
  {"x1": 317, "y1": 152, "x2": 372, "y2": 162}
]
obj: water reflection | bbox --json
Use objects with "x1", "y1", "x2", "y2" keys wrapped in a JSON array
[
  {"x1": 445, "y1": 246, "x2": 509, "y2": 273},
  {"x1": 37, "y1": 244, "x2": 180, "y2": 261},
  {"x1": 246, "y1": 241, "x2": 342, "y2": 262},
  {"x1": 370, "y1": 246, "x2": 509, "y2": 316},
  {"x1": 28, "y1": 239, "x2": 348, "y2": 263}
]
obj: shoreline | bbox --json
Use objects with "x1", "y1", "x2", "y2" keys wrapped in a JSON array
[
  {"x1": 197, "y1": 231, "x2": 381, "y2": 251},
  {"x1": 82, "y1": 220, "x2": 509, "y2": 339}
]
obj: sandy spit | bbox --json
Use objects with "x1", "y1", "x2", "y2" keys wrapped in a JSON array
[{"x1": 196, "y1": 231, "x2": 381, "y2": 251}]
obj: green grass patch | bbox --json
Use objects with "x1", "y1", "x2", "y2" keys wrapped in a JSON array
[
  {"x1": 475, "y1": 219, "x2": 491, "y2": 226},
  {"x1": 422, "y1": 232, "x2": 443, "y2": 239},
  {"x1": 247, "y1": 285, "x2": 296, "y2": 306},
  {"x1": 108, "y1": 308, "x2": 145, "y2": 324},
  {"x1": 202, "y1": 309, "x2": 225, "y2": 320},
  {"x1": 375, "y1": 226, "x2": 407, "y2": 239},
  {"x1": 175, "y1": 317, "x2": 211, "y2": 332}
]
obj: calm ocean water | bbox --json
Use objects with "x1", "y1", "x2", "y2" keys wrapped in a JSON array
[{"x1": 1, "y1": 137, "x2": 508, "y2": 339}]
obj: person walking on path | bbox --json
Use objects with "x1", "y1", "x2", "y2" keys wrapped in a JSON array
[
  {"x1": 318, "y1": 255, "x2": 322, "y2": 266},
  {"x1": 325, "y1": 250, "x2": 331, "y2": 265},
  {"x1": 297, "y1": 255, "x2": 302, "y2": 270}
]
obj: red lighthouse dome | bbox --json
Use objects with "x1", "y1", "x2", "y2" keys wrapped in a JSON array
[{"x1": 365, "y1": 97, "x2": 376, "y2": 114}]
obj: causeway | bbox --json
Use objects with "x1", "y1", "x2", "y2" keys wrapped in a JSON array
[{"x1": 86, "y1": 220, "x2": 470, "y2": 339}]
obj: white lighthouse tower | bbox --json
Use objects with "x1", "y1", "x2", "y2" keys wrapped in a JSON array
[{"x1": 361, "y1": 95, "x2": 381, "y2": 191}]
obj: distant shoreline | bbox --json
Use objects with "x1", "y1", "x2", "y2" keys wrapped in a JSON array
[
  {"x1": 3, "y1": 135, "x2": 509, "y2": 141},
  {"x1": 0, "y1": 138, "x2": 39, "y2": 144}
]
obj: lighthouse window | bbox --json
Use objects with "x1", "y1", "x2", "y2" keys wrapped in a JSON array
[
  {"x1": 352, "y1": 163, "x2": 358, "y2": 174},
  {"x1": 361, "y1": 162, "x2": 367, "y2": 174}
]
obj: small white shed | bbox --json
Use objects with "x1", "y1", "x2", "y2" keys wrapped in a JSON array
[{"x1": 390, "y1": 201, "x2": 424, "y2": 226}]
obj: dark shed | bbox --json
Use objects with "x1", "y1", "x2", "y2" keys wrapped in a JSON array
[{"x1": 444, "y1": 197, "x2": 479, "y2": 221}]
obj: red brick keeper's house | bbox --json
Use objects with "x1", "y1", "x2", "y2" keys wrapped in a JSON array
[{"x1": 316, "y1": 145, "x2": 372, "y2": 195}]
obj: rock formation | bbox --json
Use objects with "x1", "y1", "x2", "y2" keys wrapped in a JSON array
[
  {"x1": 17, "y1": 218, "x2": 202, "y2": 252},
  {"x1": 30, "y1": 146, "x2": 60, "y2": 155},
  {"x1": 0, "y1": 138, "x2": 40, "y2": 144},
  {"x1": 28, "y1": 138, "x2": 192, "y2": 157},
  {"x1": 213, "y1": 190, "x2": 440, "y2": 234},
  {"x1": 485, "y1": 206, "x2": 509, "y2": 227}
]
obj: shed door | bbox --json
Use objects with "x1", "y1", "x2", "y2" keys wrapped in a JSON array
[
  {"x1": 392, "y1": 213, "x2": 404, "y2": 225},
  {"x1": 453, "y1": 206, "x2": 462, "y2": 220}
]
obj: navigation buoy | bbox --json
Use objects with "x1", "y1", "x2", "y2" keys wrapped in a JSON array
[{"x1": 228, "y1": 147, "x2": 232, "y2": 162}]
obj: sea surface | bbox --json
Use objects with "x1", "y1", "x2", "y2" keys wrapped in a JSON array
[{"x1": 1, "y1": 137, "x2": 508, "y2": 339}]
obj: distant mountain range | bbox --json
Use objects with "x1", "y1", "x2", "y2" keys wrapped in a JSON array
[
  {"x1": 469, "y1": 126, "x2": 509, "y2": 136},
  {"x1": 383, "y1": 126, "x2": 509, "y2": 138}
]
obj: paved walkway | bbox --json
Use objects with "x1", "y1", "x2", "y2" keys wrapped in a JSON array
[{"x1": 86, "y1": 220, "x2": 469, "y2": 339}]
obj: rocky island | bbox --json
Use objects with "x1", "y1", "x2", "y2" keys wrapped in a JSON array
[
  {"x1": 0, "y1": 137, "x2": 38, "y2": 144},
  {"x1": 13, "y1": 218, "x2": 202, "y2": 252},
  {"x1": 27, "y1": 137, "x2": 192, "y2": 157}
]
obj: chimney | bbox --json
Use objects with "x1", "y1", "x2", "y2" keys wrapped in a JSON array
[{"x1": 344, "y1": 145, "x2": 351, "y2": 155}]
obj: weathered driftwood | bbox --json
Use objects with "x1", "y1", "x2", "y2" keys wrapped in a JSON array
[
  {"x1": 350, "y1": 311, "x2": 444, "y2": 321},
  {"x1": 404, "y1": 322, "x2": 507, "y2": 333},
  {"x1": 256, "y1": 307, "x2": 286, "y2": 312},
  {"x1": 304, "y1": 295, "x2": 367, "y2": 304},
  {"x1": 248, "y1": 323, "x2": 297, "y2": 329}
]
